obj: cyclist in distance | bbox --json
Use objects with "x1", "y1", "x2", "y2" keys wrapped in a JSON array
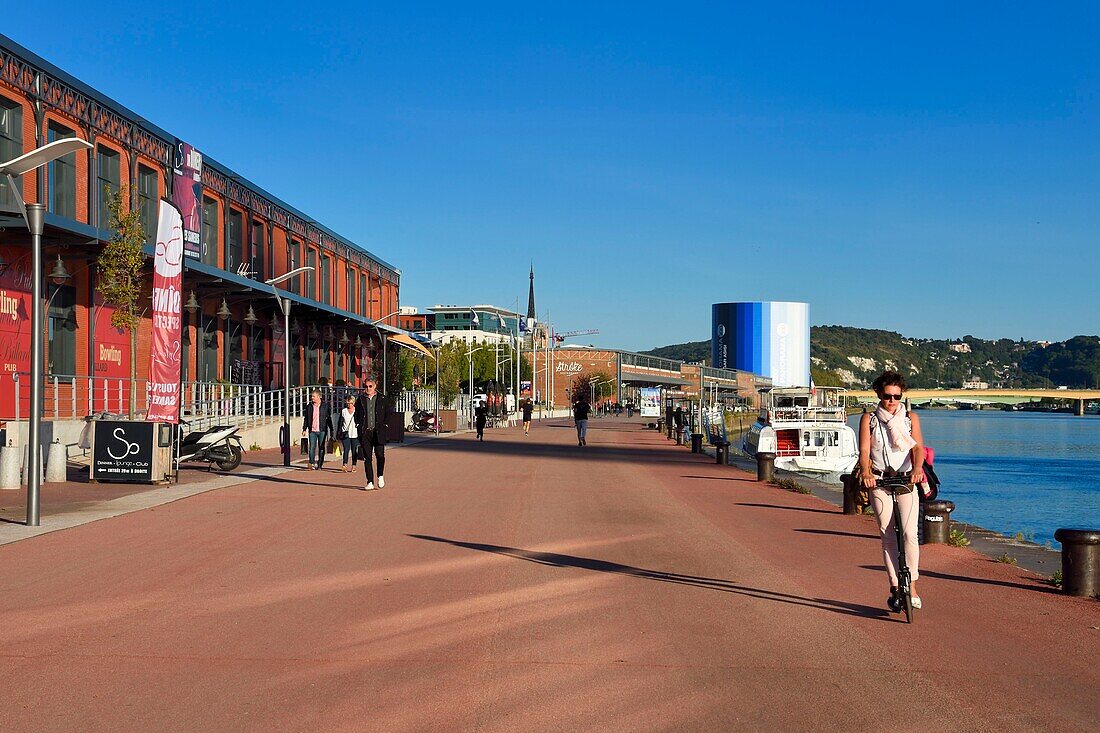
[{"x1": 858, "y1": 371, "x2": 926, "y2": 612}]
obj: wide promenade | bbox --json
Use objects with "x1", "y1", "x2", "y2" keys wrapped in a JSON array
[{"x1": 1, "y1": 417, "x2": 1097, "y2": 731}]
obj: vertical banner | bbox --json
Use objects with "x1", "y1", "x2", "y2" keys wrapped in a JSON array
[
  {"x1": 173, "y1": 141, "x2": 203, "y2": 260},
  {"x1": 712, "y1": 301, "x2": 809, "y2": 387},
  {"x1": 0, "y1": 244, "x2": 32, "y2": 419},
  {"x1": 148, "y1": 200, "x2": 184, "y2": 423}
]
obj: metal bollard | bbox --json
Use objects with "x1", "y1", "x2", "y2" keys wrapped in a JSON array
[
  {"x1": 921, "y1": 500, "x2": 955, "y2": 544},
  {"x1": 691, "y1": 434, "x2": 703, "y2": 454},
  {"x1": 715, "y1": 442, "x2": 729, "y2": 465},
  {"x1": 1054, "y1": 529, "x2": 1100, "y2": 597},
  {"x1": 756, "y1": 452, "x2": 775, "y2": 482}
]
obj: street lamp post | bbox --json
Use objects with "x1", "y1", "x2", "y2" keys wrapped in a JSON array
[
  {"x1": 264, "y1": 266, "x2": 314, "y2": 467},
  {"x1": 2, "y1": 138, "x2": 94, "y2": 526},
  {"x1": 466, "y1": 345, "x2": 484, "y2": 428},
  {"x1": 368, "y1": 310, "x2": 401, "y2": 393}
]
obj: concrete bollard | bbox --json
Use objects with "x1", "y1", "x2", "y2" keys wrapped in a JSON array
[
  {"x1": 756, "y1": 452, "x2": 775, "y2": 482},
  {"x1": 921, "y1": 500, "x2": 955, "y2": 544},
  {"x1": 0, "y1": 442, "x2": 21, "y2": 489},
  {"x1": 691, "y1": 434, "x2": 703, "y2": 454},
  {"x1": 715, "y1": 442, "x2": 729, "y2": 465},
  {"x1": 1054, "y1": 529, "x2": 1100, "y2": 597},
  {"x1": 45, "y1": 439, "x2": 67, "y2": 483},
  {"x1": 22, "y1": 445, "x2": 44, "y2": 484}
]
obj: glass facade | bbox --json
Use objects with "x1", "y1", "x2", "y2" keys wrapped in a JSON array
[
  {"x1": 201, "y1": 197, "x2": 219, "y2": 266},
  {"x1": 0, "y1": 95, "x2": 22, "y2": 207},
  {"x1": 137, "y1": 164, "x2": 158, "y2": 243},
  {"x1": 226, "y1": 209, "x2": 243, "y2": 272},
  {"x1": 47, "y1": 121, "x2": 76, "y2": 219},
  {"x1": 96, "y1": 145, "x2": 121, "y2": 228}
]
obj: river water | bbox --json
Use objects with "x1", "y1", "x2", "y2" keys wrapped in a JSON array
[{"x1": 848, "y1": 410, "x2": 1100, "y2": 547}]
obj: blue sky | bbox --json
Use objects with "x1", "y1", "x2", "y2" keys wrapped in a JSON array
[{"x1": 6, "y1": 3, "x2": 1099, "y2": 349}]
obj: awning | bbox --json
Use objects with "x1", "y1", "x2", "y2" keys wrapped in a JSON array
[{"x1": 388, "y1": 332, "x2": 435, "y2": 359}]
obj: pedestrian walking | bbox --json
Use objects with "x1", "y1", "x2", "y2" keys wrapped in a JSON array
[
  {"x1": 354, "y1": 377, "x2": 391, "y2": 491},
  {"x1": 673, "y1": 404, "x2": 684, "y2": 432},
  {"x1": 475, "y1": 402, "x2": 487, "y2": 441},
  {"x1": 301, "y1": 390, "x2": 332, "y2": 470},
  {"x1": 858, "y1": 370, "x2": 927, "y2": 613},
  {"x1": 520, "y1": 395, "x2": 534, "y2": 435},
  {"x1": 338, "y1": 395, "x2": 359, "y2": 472},
  {"x1": 573, "y1": 396, "x2": 591, "y2": 446}
]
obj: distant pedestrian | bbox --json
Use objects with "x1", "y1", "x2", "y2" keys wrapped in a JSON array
[
  {"x1": 338, "y1": 395, "x2": 359, "y2": 473},
  {"x1": 354, "y1": 377, "x2": 391, "y2": 491},
  {"x1": 573, "y1": 397, "x2": 591, "y2": 446},
  {"x1": 520, "y1": 396, "x2": 534, "y2": 436},
  {"x1": 301, "y1": 390, "x2": 332, "y2": 470},
  {"x1": 858, "y1": 371, "x2": 927, "y2": 613},
  {"x1": 475, "y1": 403, "x2": 487, "y2": 441},
  {"x1": 673, "y1": 405, "x2": 684, "y2": 432},
  {"x1": 627, "y1": 402, "x2": 634, "y2": 417}
]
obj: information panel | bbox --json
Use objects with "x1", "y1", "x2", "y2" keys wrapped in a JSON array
[{"x1": 92, "y1": 421, "x2": 155, "y2": 482}]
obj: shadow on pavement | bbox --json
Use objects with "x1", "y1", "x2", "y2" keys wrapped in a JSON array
[
  {"x1": 681, "y1": 475, "x2": 747, "y2": 482},
  {"x1": 736, "y1": 502, "x2": 839, "y2": 515},
  {"x1": 795, "y1": 528, "x2": 878, "y2": 540},
  {"x1": 858, "y1": 565, "x2": 1059, "y2": 595},
  {"x1": 410, "y1": 533, "x2": 897, "y2": 622},
  {"x1": 406, "y1": 431, "x2": 704, "y2": 466}
]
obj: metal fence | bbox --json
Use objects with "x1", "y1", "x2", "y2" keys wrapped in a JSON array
[{"x1": 5, "y1": 373, "x2": 263, "y2": 423}]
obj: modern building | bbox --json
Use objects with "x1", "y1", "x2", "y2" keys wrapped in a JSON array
[
  {"x1": 0, "y1": 33, "x2": 403, "y2": 421},
  {"x1": 409, "y1": 304, "x2": 524, "y2": 346},
  {"x1": 397, "y1": 307, "x2": 434, "y2": 333},
  {"x1": 530, "y1": 346, "x2": 770, "y2": 407}
]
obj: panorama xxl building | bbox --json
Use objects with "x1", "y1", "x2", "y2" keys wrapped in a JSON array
[{"x1": 0, "y1": 34, "x2": 402, "y2": 421}]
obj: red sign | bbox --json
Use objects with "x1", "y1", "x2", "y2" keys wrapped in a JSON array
[
  {"x1": 147, "y1": 201, "x2": 184, "y2": 423},
  {"x1": 0, "y1": 244, "x2": 31, "y2": 419}
]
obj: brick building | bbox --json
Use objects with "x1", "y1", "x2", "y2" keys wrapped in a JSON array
[{"x1": 0, "y1": 34, "x2": 402, "y2": 420}]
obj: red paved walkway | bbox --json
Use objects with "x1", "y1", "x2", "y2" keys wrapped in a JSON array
[{"x1": 0, "y1": 417, "x2": 1096, "y2": 731}]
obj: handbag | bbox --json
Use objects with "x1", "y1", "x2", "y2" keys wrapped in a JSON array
[{"x1": 299, "y1": 437, "x2": 308, "y2": 455}]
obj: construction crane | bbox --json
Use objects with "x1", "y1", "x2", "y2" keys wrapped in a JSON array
[{"x1": 554, "y1": 328, "x2": 599, "y2": 343}]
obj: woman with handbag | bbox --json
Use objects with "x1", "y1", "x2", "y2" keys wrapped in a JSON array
[
  {"x1": 338, "y1": 395, "x2": 359, "y2": 473},
  {"x1": 858, "y1": 371, "x2": 927, "y2": 612}
]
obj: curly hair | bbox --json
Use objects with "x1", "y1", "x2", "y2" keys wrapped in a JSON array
[{"x1": 872, "y1": 370, "x2": 907, "y2": 395}]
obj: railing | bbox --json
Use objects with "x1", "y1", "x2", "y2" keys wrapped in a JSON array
[
  {"x1": 768, "y1": 406, "x2": 847, "y2": 423},
  {"x1": 3, "y1": 373, "x2": 263, "y2": 423}
]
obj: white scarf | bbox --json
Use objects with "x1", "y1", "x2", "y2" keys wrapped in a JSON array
[{"x1": 874, "y1": 403, "x2": 916, "y2": 453}]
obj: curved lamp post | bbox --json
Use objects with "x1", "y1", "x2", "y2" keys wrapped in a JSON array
[
  {"x1": 1, "y1": 137, "x2": 93, "y2": 527},
  {"x1": 264, "y1": 266, "x2": 314, "y2": 467}
]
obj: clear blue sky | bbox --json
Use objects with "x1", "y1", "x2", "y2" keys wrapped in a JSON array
[{"x1": 7, "y1": 3, "x2": 1099, "y2": 349}]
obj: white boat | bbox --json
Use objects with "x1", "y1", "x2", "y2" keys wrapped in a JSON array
[{"x1": 742, "y1": 386, "x2": 858, "y2": 476}]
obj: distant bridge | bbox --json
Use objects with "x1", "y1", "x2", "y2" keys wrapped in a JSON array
[{"x1": 846, "y1": 389, "x2": 1100, "y2": 415}]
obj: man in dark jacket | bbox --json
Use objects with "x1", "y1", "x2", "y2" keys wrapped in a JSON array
[
  {"x1": 573, "y1": 397, "x2": 591, "y2": 446},
  {"x1": 354, "y1": 377, "x2": 390, "y2": 490},
  {"x1": 301, "y1": 390, "x2": 332, "y2": 470}
]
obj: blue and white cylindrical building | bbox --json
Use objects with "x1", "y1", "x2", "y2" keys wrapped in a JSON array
[{"x1": 712, "y1": 301, "x2": 810, "y2": 387}]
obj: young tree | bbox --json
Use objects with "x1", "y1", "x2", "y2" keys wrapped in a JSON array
[{"x1": 98, "y1": 187, "x2": 146, "y2": 418}]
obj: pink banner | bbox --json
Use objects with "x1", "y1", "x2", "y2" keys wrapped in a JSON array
[{"x1": 147, "y1": 200, "x2": 184, "y2": 423}]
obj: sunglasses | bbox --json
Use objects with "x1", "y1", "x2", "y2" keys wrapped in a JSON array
[{"x1": 881, "y1": 393, "x2": 903, "y2": 401}]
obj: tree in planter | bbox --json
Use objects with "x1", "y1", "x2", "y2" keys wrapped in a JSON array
[
  {"x1": 570, "y1": 370, "x2": 614, "y2": 404},
  {"x1": 98, "y1": 187, "x2": 146, "y2": 418}
]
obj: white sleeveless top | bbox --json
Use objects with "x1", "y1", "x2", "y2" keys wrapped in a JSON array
[{"x1": 868, "y1": 411, "x2": 913, "y2": 473}]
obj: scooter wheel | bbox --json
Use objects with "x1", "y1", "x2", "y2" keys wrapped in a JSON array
[{"x1": 217, "y1": 445, "x2": 243, "y2": 471}]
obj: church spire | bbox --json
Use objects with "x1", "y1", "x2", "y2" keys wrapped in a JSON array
[{"x1": 526, "y1": 263, "x2": 536, "y2": 324}]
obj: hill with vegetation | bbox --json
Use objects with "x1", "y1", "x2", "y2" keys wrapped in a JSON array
[{"x1": 642, "y1": 328, "x2": 1100, "y2": 389}]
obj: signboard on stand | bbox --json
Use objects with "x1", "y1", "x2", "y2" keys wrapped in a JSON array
[
  {"x1": 91, "y1": 421, "x2": 154, "y2": 482},
  {"x1": 640, "y1": 387, "x2": 661, "y2": 417}
]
